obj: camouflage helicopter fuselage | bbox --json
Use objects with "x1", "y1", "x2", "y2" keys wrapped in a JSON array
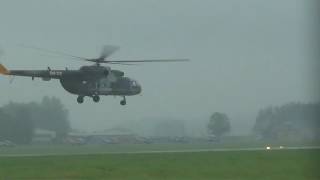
[{"x1": 0, "y1": 64, "x2": 141, "y2": 104}]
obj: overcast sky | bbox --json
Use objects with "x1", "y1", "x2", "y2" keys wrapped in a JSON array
[{"x1": 0, "y1": 0, "x2": 318, "y2": 134}]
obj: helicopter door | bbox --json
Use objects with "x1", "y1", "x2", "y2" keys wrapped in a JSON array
[{"x1": 98, "y1": 78, "x2": 112, "y2": 94}]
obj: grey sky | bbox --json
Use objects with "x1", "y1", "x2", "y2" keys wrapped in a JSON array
[{"x1": 0, "y1": 0, "x2": 318, "y2": 134}]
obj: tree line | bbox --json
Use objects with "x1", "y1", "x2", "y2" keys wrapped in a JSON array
[
  {"x1": 1, "y1": 98, "x2": 318, "y2": 144},
  {"x1": 253, "y1": 102, "x2": 320, "y2": 141},
  {"x1": 0, "y1": 96, "x2": 70, "y2": 144},
  {"x1": 207, "y1": 102, "x2": 320, "y2": 142}
]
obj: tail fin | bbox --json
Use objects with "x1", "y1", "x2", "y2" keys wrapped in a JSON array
[{"x1": 0, "y1": 64, "x2": 10, "y2": 75}]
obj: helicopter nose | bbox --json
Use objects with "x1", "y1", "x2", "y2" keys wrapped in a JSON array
[{"x1": 137, "y1": 84, "x2": 142, "y2": 94}]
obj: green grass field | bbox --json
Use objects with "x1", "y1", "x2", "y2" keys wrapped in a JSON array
[
  {"x1": 1, "y1": 140, "x2": 319, "y2": 156},
  {"x1": 0, "y1": 149, "x2": 319, "y2": 180}
]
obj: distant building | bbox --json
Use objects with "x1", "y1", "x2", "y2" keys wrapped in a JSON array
[{"x1": 32, "y1": 128, "x2": 56, "y2": 144}]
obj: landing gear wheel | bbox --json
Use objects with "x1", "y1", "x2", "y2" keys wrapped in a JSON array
[
  {"x1": 120, "y1": 96, "x2": 126, "y2": 106},
  {"x1": 120, "y1": 100, "x2": 126, "y2": 106},
  {"x1": 93, "y1": 95, "x2": 100, "y2": 103},
  {"x1": 77, "y1": 96, "x2": 84, "y2": 104}
]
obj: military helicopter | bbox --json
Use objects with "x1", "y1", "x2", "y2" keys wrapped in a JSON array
[{"x1": 0, "y1": 45, "x2": 188, "y2": 105}]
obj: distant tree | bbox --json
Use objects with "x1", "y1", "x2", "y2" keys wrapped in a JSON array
[
  {"x1": 0, "y1": 109, "x2": 13, "y2": 140},
  {"x1": 0, "y1": 97, "x2": 70, "y2": 144},
  {"x1": 253, "y1": 102, "x2": 320, "y2": 141},
  {"x1": 35, "y1": 96, "x2": 70, "y2": 140},
  {"x1": 0, "y1": 103, "x2": 34, "y2": 144},
  {"x1": 208, "y1": 112, "x2": 231, "y2": 140},
  {"x1": 253, "y1": 107, "x2": 276, "y2": 139}
]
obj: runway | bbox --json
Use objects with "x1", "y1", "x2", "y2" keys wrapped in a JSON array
[{"x1": 1, "y1": 146, "x2": 319, "y2": 157}]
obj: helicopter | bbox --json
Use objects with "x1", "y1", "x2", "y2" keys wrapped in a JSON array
[{"x1": 0, "y1": 45, "x2": 189, "y2": 105}]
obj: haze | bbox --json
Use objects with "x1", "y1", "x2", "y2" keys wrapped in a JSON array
[{"x1": 0, "y1": 0, "x2": 318, "y2": 135}]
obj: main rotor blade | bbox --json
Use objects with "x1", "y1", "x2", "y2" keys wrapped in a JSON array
[
  {"x1": 99, "y1": 45, "x2": 120, "y2": 60},
  {"x1": 19, "y1": 44, "x2": 89, "y2": 61},
  {"x1": 100, "y1": 59, "x2": 190, "y2": 63},
  {"x1": 108, "y1": 62, "x2": 139, "y2": 66}
]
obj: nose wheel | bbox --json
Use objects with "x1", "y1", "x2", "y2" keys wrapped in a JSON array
[
  {"x1": 93, "y1": 95, "x2": 100, "y2": 103},
  {"x1": 77, "y1": 96, "x2": 84, "y2": 104},
  {"x1": 120, "y1": 96, "x2": 126, "y2": 106}
]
